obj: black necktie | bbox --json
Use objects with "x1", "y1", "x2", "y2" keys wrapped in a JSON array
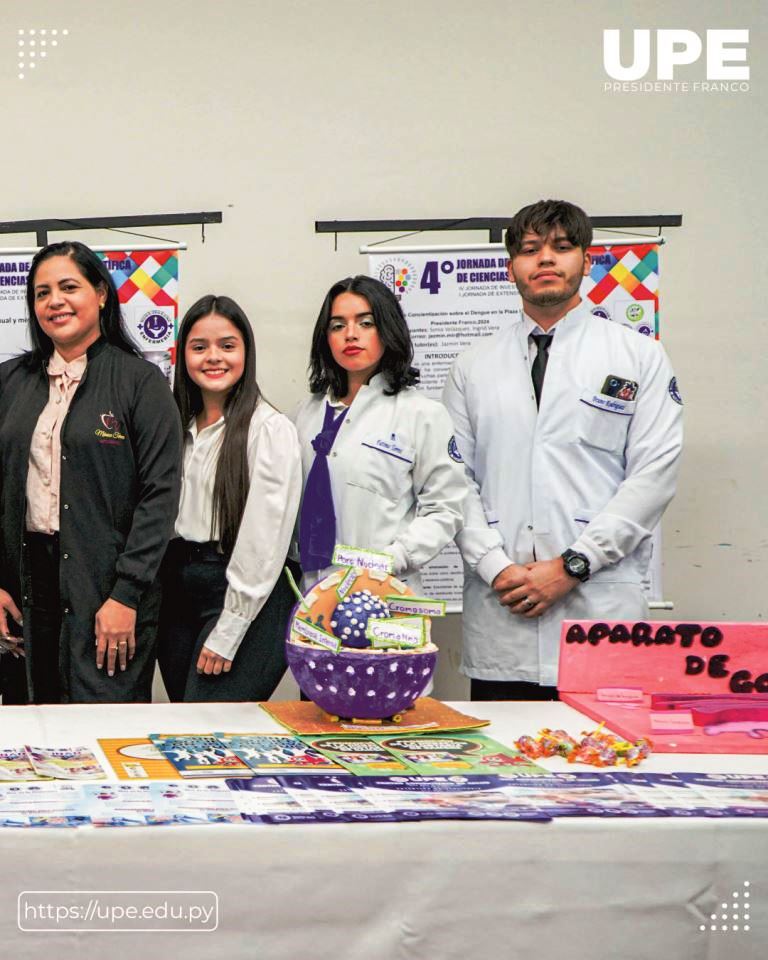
[{"x1": 530, "y1": 333, "x2": 552, "y2": 408}]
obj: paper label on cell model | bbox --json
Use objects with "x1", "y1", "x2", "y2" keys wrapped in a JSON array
[
  {"x1": 284, "y1": 565, "x2": 311, "y2": 610},
  {"x1": 596, "y1": 686, "x2": 644, "y2": 704},
  {"x1": 366, "y1": 617, "x2": 425, "y2": 648},
  {"x1": 649, "y1": 710, "x2": 695, "y2": 733},
  {"x1": 293, "y1": 618, "x2": 341, "y2": 652},
  {"x1": 318, "y1": 572, "x2": 343, "y2": 591},
  {"x1": 336, "y1": 566, "x2": 360, "y2": 600},
  {"x1": 385, "y1": 597, "x2": 446, "y2": 617},
  {"x1": 332, "y1": 545, "x2": 394, "y2": 574}
]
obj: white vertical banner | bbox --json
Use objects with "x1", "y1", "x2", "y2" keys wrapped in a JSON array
[
  {"x1": 366, "y1": 245, "x2": 522, "y2": 611},
  {"x1": 366, "y1": 240, "x2": 666, "y2": 610},
  {"x1": 0, "y1": 252, "x2": 35, "y2": 363},
  {"x1": 368, "y1": 246, "x2": 521, "y2": 397}
]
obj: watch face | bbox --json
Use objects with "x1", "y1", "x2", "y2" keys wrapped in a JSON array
[{"x1": 563, "y1": 552, "x2": 589, "y2": 578}]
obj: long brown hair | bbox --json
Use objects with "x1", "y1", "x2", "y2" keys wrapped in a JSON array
[{"x1": 174, "y1": 295, "x2": 260, "y2": 555}]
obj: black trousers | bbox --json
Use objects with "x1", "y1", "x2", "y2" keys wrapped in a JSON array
[
  {"x1": 4, "y1": 532, "x2": 160, "y2": 705},
  {"x1": 157, "y1": 539, "x2": 296, "y2": 702},
  {"x1": 471, "y1": 678, "x2": 559, "y2": 702},
  {"x1": 23, "y1": 533, "x2": 63, "y2": 704},
  {"x1": 0, "y1": 653, "x2": 28, "y2": 704},
  {"x1": 0, "y1": 564, "x2": 28, "y2": 702}
]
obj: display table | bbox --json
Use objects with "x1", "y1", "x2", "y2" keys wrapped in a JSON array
[{"x1": 1, "y1": 700, "x2": 766, "y2": 960}]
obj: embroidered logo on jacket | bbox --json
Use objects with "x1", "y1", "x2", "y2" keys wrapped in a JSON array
[
  {"x1": 448, "y1": 436, "x2": 464, "y2": 463},
  {"x1": 95, "y1": 411, "x2": 126, "y2": 444},
  {"x1": 668, "y1": 377, "x2": 683, "y2": 405}
]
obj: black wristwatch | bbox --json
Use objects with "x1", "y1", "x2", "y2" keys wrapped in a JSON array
[{"x1": 561, "y1": 549, "x2": 590, "y2": 582}]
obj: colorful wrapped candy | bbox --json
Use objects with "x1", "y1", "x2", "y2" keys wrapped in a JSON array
[{"x1": 514, "y1": 724, "x2": 652, "y2": 768}]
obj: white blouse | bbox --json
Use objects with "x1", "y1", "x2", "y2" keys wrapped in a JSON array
[{"x1": 175, "y1": 400, "x2": 302, "y2": 660}]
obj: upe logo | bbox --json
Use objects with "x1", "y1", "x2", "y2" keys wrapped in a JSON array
[{"x1": 603, "y1": 29, "x2": 749, "y2": 81}]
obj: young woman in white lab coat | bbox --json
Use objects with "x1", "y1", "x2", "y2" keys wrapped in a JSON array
[{"x1": 294, "y1": 276, "x2": 466, "y2": 594}]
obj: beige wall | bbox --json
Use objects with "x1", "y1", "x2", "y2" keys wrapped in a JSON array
[{"x1": 3, "y1": 0, "x2": 766, "y2": 700}]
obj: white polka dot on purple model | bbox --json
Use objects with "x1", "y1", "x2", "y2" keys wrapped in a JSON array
[{"x1": 330, "y1": 591, "x2": 390, "y2": 648}]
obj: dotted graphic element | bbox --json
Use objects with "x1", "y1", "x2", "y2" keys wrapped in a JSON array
[
  {"x1": 701, "y1": 882, "x2": 752, "y2": 934},
  {"x1": 16, "y1": 27, "x2": 69, "y2": 79}
]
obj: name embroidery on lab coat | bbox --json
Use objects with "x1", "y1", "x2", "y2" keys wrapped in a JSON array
[
  {"x1": 362, "y1": 435, "x2": 414, "y2": 464},
  {"x1": 579, "y1": 394, "x2": 634, "y2": 416}
]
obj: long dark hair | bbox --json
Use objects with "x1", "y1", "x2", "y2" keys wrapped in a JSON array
[
  {"x1": 25, "y1": 241, "x2": 139, "y2": 362},
  {"x1": 174, "y1": 294, "x2": 261, "y2": 555},
  {"x1": 308, "y1": 275, "x2": 418, "y2": 397}
]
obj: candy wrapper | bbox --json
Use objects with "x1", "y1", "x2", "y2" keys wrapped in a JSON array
[{"x1": 515, "y1": 726, "x2": 652, "y2": 768}]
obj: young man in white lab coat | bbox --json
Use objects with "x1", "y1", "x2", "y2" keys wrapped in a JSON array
[{"x1": 442, "y1": 199, "x2": 683, "y2": 700}]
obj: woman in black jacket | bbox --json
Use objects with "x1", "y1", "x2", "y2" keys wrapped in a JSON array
[{"x1": 0, "y1": 241, "x2": 182, "y2": 703}]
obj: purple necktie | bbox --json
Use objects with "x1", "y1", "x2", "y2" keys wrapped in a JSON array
[{"x1": 299, "y1": 402, "x2": 348, "y2": 572}]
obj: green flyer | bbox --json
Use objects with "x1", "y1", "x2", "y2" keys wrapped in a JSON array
[
  {"x1": 373, "y1": 733, "x2": 546, "y2": 777},
  {"x1": 300, "y1": 736, "x2": 411, "y2": 776}
]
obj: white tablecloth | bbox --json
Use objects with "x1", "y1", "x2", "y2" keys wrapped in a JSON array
[{"x1": 1, "y1": 700, "x2": 765, "y2": 960}]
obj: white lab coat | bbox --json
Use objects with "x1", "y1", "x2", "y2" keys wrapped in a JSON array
[
  {"x1": 293, "y1": 373, "x2": 467, "y2": 594},
  {"x1": 442, "y1": 303, "x2": 683, "y2": 685}
]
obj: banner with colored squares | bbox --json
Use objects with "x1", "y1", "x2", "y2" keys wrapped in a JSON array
[
  {"x1": 0, "y1": 247, "x2": 182, "y2": 371},
  {"x1": 583, "y1": 243, "x2": 660, "y2": 339},
  {"x1": 97, "y1": 249, "x2": 180, "y2": 360}
]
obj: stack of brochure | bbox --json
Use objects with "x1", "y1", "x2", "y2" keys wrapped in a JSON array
[
  {"x1": 2, "y1": 770, "x2": 768, "y2": 827},
  {"x1": 2, "y1": 733, "x2": 767, "y2": 827}
]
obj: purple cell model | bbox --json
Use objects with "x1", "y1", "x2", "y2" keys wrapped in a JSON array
[
  {"x1": 330, "y1": 590, "x2": 390, "y2": 649},
  {"x1": 285, "y1": 642, "x2": 437, "y2": 720}
]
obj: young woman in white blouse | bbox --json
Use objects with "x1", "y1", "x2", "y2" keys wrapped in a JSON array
[{"x1": 157, "y1": 295, "x2": 301, "y2": 701}]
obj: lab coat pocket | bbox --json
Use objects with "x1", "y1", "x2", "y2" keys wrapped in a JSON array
[
  {"x1": 349, "y1": 434, "x2": 415, "y2": 502},
  {"x1": 571, "y1": 506, "x2": 598, "y2": 539},
  {"x1": 577, "y1": 391, "x2": 634, "y2": 455}
]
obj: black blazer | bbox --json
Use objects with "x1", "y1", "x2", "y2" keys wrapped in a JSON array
[{"x1": 0, "y1": 338, "x2": 182, "y2": 702}]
